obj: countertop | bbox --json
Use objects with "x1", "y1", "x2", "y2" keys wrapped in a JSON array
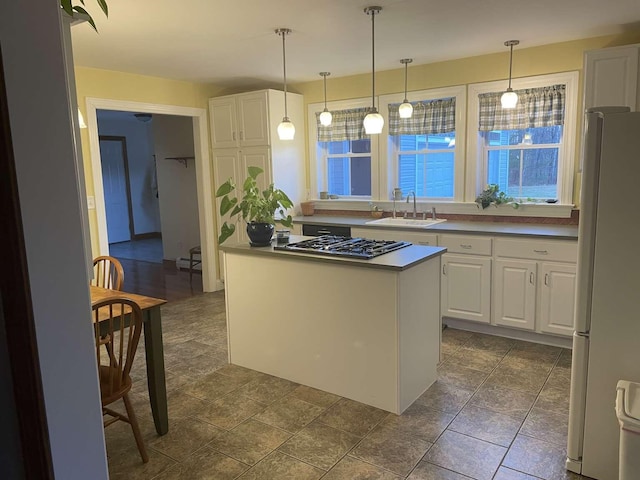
[
  {"x1": 219, "y1": 235, "x2": 446, "y2": 271},
  {"x1": 293, "y1": 215, "x2": 579, "y2": 240}
]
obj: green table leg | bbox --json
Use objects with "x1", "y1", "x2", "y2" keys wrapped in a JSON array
[{"x1": 143, "y1": 306, "x2": 168, "y2": 435}]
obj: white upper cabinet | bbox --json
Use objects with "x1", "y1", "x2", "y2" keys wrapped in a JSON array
[
  {"x1": 210, "y1": 91, "x2": 271, "y2": 148},
  {"x1": 584, "y1": 44, "x2": 639, "y2": 111}
]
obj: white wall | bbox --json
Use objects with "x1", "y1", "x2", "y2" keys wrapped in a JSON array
[
  {"x1": 97, "y1": 113, "x2": 162, "y2": 235},
  {"x1": 1, "y1": 2, "x2": 108, "y2": 479},
  {"x1": 152, "y1": 115, "x2": 200, "y2": 261}
]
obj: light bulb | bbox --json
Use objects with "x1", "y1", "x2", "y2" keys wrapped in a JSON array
[
  {"x1": 398, "y1": 101, "x2": 413, "y2": 119},
  {"x1": 363, "y1": 111, "x2": 384, "y2": 134},
  {"x1": 501, "y1": 89, "x2": 518, "y2": 109},
  {"x1": 522, "y1": 133, "x2": 533, "y2": 145},
  {"x1": 277, "y1": 118, "x2": 295, "y2": 140},
  {"x1": 319, "y1": 109, "x2": 332, "y2": 127}
]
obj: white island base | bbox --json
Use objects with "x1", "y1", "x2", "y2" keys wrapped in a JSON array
[{"x1": 222, "y1": 241, "x2": 443, "y2": 414}]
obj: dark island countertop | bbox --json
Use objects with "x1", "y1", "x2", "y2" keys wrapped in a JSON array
[
  {"x1": 293, "y1": 215, "x2": 578, "y2": 240},
  {"x1": 219, "y1": 235, "x2": 447, "y2": 271}
]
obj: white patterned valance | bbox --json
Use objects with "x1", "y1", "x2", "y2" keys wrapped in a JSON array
[
  {"x1": 478, "y1": 84, "x2": 566, "y2": 131},
  {"x1": 388, "y1": 98, "x2": 456, "y2": 135},
  {"x1": 316, "y1": 108, "x2": 370, "y2": 142}
]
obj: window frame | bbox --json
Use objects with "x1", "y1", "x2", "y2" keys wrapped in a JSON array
[
  {"x1": 380, "y1": 86, "x2": 466, "y2": 202},
  {"x1": 466, "y1": 72, "x2": 579, "y2": 205},
  {"x1": 308, "y1": 97, "x2": 379, "y2": 200}
]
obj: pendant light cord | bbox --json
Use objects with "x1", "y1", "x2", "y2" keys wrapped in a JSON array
[
  {"x1": 404, "y1": 61, "x2": 408, "y2": 101},
  {"x1": 508, "y1": 42, "x2": 514, "y2": 90},
  {"x1": 370, "y1": 8, "x2": 376, "y2": 112},
  {"x1": 281, "y1": 30, "x2": 289, "y2": 119},
  {"x1": 323, "y1": 74, "x2": 328, "y2": 110}
]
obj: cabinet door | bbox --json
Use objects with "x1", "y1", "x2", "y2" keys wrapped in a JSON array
[
  {"x1": 240, "y1": 146, "x2": 272, "y2": 188},
  {"x1": 212, "y1": 149, "x2": 241, "y2": 274},
  {"x1": 237, "y1": 91, "x2": 270, "y2": 146},
  {"x1": 441, "y1": 254, "x2": 491, "y2": 324},
  {"x1": 209, "y1": 97, "x2": 239, "y2": 149},
  {"x1": 494, "y1": 259, "x2": 537, "y2": 330},
  {"x1": 538, "y1": 262, "x2": 577, "y2": 337},
  {"x1": 584, "y1": 46, "x2": 639, "y2": 111}
]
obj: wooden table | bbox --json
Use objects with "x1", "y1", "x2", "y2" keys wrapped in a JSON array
[{"x1": 91, "y1": 286, "x2": 168, "y2": 435}]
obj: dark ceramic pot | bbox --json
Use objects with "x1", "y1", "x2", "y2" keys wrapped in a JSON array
[{"x1": 246, "y1": 222, "x2": 274, "y2": 246}]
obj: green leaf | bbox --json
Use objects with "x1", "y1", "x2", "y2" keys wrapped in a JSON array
[
  {"x1": 215, "y1": 180, "x2": 234, "y2": 197},
  {"x1": 247, "y1": 166, "x2": 263, "y2": 179},
  {"x1": 96, "y1": 0, "x2": 109, "y2": 17},
  {"x1": 219, "y1": 196, "x2": 237, "y2": 216},
  {"x1": 61, "y1": 0, "x2": 73, "y2": 16},
  {"x1": 218, "y1": 223, "x2": 235, "y2": 245},
  {"x1": 72, "y1": 5, "x2": 97, "y2": 31}
]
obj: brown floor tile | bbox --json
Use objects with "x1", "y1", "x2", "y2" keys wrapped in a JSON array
[
  {"x1": 237, "y1": 451, "x2": 324, "y2": 479},
  {"x1": 502, "y1": 434, "x2": 569, "y2": 479},
  {"x1": 448, "y1": 404, "x2": 522, "y2": 447},
  {"x1": 278, "y1": 421, "x2": 360, "y2": 471},
  {"x1": 182, "y1": 371, "x2": 253, "y2": 402},
  {"x1": 493, "y1": 466, "x2": 539, "y2": 479},
  {"x1": 166, "y1": 352, "x2": 229, "y2": 378},
  {"x1": 317, "y1": 397, "x2": 388, "y2": 437},
  {"x1": 423, "y1": 430, "x2": 507, "y2": 480},
  {"x1": 441, "y1": 342, "x2": 462, "y2": 357},
  {"x1": 350, "y1": 425, "x2": 432, "y2": 477},
  {"x1": 464, "y1": 333, "x2": 515, "y2": 355},
  {"x1": 469, "y1": 384, "x2": 537, "y2": 420},
  {"x1": 322, "y1": 456, "x2": 402, "y2": 480},
  {"x1": 108, "y1": 447, "x2": 177, "y2": 480},
  {"x1": 499, "y1": 353, "x2": 555, "y2": 375},
  {"x1": 446, "y1": 348, "x2": 505, "y2": 373},
  {"x1": 442, "y1": 327, "x2": 474, "y2": 347},
  {"x1": 520, "y1": 407, "x2": 569, "y2": 446},
  {"x1": 484, "y1": 362, "x2": 549, "y2": 394},
  {"x1": 197, "y1": 391, "x2": 267, "y2": 430},
  {"x1": 534, "y1": 385, "x2": 570, "y2": 415},
  {"x1": 148, "y1": 417, "x2": 225, "y2": 462},
  {"x1": 379, "y1": 402, "x2": 454, "y2": 443},
  {"x1": 215, "y1": 364, "x2": 268, "y2": 383},
  {"x1": 235, "y1": 374, "x2": 299, "y2": 404},
  {"x1": 414, "y1": 381, "x2": 475, "y2": 415},
  {"x1": 208, "y1": 419, "x2": 291, "y2": 466},
  {"x1": 557, "y1": 348, "x2": 573, "y2": 368},
  {"x1": 437, "y1": 362, "x2": 489, "y2": 390},
  {"x1": 407, "y1": 461, "x2": 471, "y2": 479},
  {"x1": 544, "y1": 366, "x2": 571, "y2": 393},
  {"x1": 166, "y1": 391, "x2": 209, "y2": 420},
  {"x1": 288, "y1": 385, "x2": 341, "y2": 408},
  {"x1": 152, "y1": 446, "x2": 248, "y2": 479},
  {"x1": 253, "y1": 396, "x2": 325, "y2": 433}
]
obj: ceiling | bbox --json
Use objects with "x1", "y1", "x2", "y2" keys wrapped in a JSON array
[{"x1": 71, "y1": 0, "x2": 640, "y2": 90}]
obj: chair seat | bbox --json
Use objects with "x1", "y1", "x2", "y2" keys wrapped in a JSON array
[{"x1": 99, "y1": 365, "x2": 132, "y2": 406}]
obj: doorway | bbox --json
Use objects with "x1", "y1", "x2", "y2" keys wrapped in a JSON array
[{"x1": 85, "y1": 98, "x2": 220, "y2": 292}]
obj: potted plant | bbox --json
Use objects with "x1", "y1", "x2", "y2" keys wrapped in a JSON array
[
  {"x1": 475, "y1": 184, "x2": 520, "y2": 209},
  {"x1": 61, "y1": 0, "x2": 108, "y2": 31},
  {"x1": 216, "y1": 166, "x2": 294, "y2": 246}
]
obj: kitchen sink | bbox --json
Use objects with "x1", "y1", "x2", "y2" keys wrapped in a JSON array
[{"x1": 365, "y1": 217, "x2": 447, "y2": 228}]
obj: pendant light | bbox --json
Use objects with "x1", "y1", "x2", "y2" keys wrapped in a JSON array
[
  {"x1": 363, "y1": 6, "x2": 384, "y2": 135},
  {"x1": 319, "y1": 72, "x2": 332, "y2": 127},
  {"x1": 398, "y1": 58, "x2": 413, "y2": 119},
  {"x1": 276, "y1": 28, "x2": 295, "y2": 140},
  {"x1": 501, "y1": 40, "x2": 520, "y2": 109}
]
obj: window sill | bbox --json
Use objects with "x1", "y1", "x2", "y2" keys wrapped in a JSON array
[{"x1": 310, "y1": 199, "x2": 575, "y2": 219}]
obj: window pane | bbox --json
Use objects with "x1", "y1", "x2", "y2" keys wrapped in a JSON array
[
  {"x1": 398, "y1": 132, "x2": 455, "y2": 151},
  {"x1": 351, "y1": 139, "x2": 371, "y2": 154},
  {"x1": 486, "y1": 126, "x2": 563, "y2": 146},
  {"x1": 327, "y1": 156, "x2": 371, "y2": 196},
  {"x1": 487, "y1": 148, "x2": 559, "y2": 199},
  {"x1": 351, "y1": 157, "x2": 371, "y2": 196},
  {"x1": 399, "y1": 152, "x2": 454, "y2": 198},
  {"x1": 327, "y1": 157, "x2": 349, "y2": 195}
]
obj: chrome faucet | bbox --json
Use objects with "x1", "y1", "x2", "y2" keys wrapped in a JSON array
[
  {"x1": 406, "y1": 191, "x2": 417, "y2": 218},
  {"x1": 392, "y1": 188, "x2": 402, "y2": 218},
  {"x1": 431, "y1": 206, "x2": 437, "y2": 220}
]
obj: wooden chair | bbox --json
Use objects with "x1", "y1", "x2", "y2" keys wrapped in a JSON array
[
  {"x1": 92, "y1": 297, "x2": 148, "y2": 463},
  {"x1": 189, "y1": 246, "x2": 201, "y2": 284},
  {"x1": 93, "y1": 256, "x2": 124, "y2": 291}
]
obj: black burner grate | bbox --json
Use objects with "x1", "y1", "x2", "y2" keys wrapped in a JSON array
[{"x1": 274, "y1": 235, "x2": 411, "y2": 259}]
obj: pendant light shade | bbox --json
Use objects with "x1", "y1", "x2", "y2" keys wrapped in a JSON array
[
  {"x1": 363, "y1": 6, "x2": 383, "y2": 135},
  {"x1": 501, "y1": 40, "x2": 520, "y2": 109},
  {"x1": 276, "y1": 28, "x2": 295, "y2": 140},
  {"x1": 398, "y1": 58, "x2": 413, "y2": 119},
  {"x1": 319, "y1": 72, "x2": 332, "y2": 127}
]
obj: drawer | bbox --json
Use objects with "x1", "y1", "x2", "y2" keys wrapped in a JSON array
[
  {"x1": 352, "y1": 228, "x2": 437, "y2": 246},
  {"x1": 302, "y1": 224, "x2": 351, "y2": 237},
  {"x1": 440, "y1": 235, "x2": 492, "y2": 256},
  {"x1": 495, "y1": 238, "x2": 577, "y2": 263}
]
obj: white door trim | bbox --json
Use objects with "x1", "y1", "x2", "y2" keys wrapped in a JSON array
[{"x1": 85, "y1": 97, "x2": 220, "y2": 292}]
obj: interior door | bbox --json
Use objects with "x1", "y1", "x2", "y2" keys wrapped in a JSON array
[{"x1": 99, "y1": 136, "x2": 133, "y2": 244}]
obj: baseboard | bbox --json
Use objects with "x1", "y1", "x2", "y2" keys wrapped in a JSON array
[
  {"x1": 133, "y1": 232, "x2": 162, "y2": 240},
  {"x1": 442, "y1": 317, "x2": 573, "y2": 349}
]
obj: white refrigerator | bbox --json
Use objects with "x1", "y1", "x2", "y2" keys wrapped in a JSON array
[{"x1": 567, "y1": 107, "x2": 640, "y2": 479}]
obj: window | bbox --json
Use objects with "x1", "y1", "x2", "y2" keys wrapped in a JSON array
[
  {"x1": 468, "y1": 73, "x2": 579, "y2": 205},
  {"x1": 382, "y1": 87, "x2": 466, "y2": 202},
  {"x1": 323, "y1": 138, "x2": 371, "y2": 196}
]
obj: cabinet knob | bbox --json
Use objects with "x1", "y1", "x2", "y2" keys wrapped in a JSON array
[
  {"x1": 530, "y1": 272, "x2": 535, "y2": 284},
  {"x1": 460, "y1": 244, "x2": 472, "y2": 249},
  {"x1": 533, "y1": 249, "x2": 548, "y2": 255},
  {"x1": 232, "y1": 132, "x2": 236, "y2": 141},
  {"x1": 544, "y1": 273, "x2": 549, "y2": 286}
]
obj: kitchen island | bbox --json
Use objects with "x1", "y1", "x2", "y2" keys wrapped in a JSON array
[{"x1": 220, "y1": 235, "x2": 446, "y2": 414}]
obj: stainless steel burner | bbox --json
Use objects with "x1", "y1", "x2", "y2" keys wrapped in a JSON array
[{"x1": 273, "y1": 235, "x2": 411, "y2": 259}]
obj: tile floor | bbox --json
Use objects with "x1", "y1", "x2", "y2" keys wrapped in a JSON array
[{"x1": 105, "y1": 292, "x2": 591, "y2": 479}]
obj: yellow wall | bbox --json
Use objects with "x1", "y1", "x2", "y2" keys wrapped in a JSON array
[
  {"x1": 75, "y1": 67, "x2": 223, "y2": 256},
  {"x1": 290, "y1": 32, "x2": 640, "y2": 203}
]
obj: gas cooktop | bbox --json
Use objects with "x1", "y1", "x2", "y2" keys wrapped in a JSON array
[{"x1": 273, "y1": 235, "x2": 412, "y2": 260}]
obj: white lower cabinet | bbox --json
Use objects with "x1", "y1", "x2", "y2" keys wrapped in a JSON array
[
  {"x1": 493, "y1": 259, "x2": 537, "y2": 330},
  {"x1": 441, "y1": 254, "x2": 491, "y2": 323},
  {"x1": 538, "y1": 262, "x2": 577, "y2": 336},
  {"x1": 351, "y1": 228, "x2": 437, "y2": 246}
]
